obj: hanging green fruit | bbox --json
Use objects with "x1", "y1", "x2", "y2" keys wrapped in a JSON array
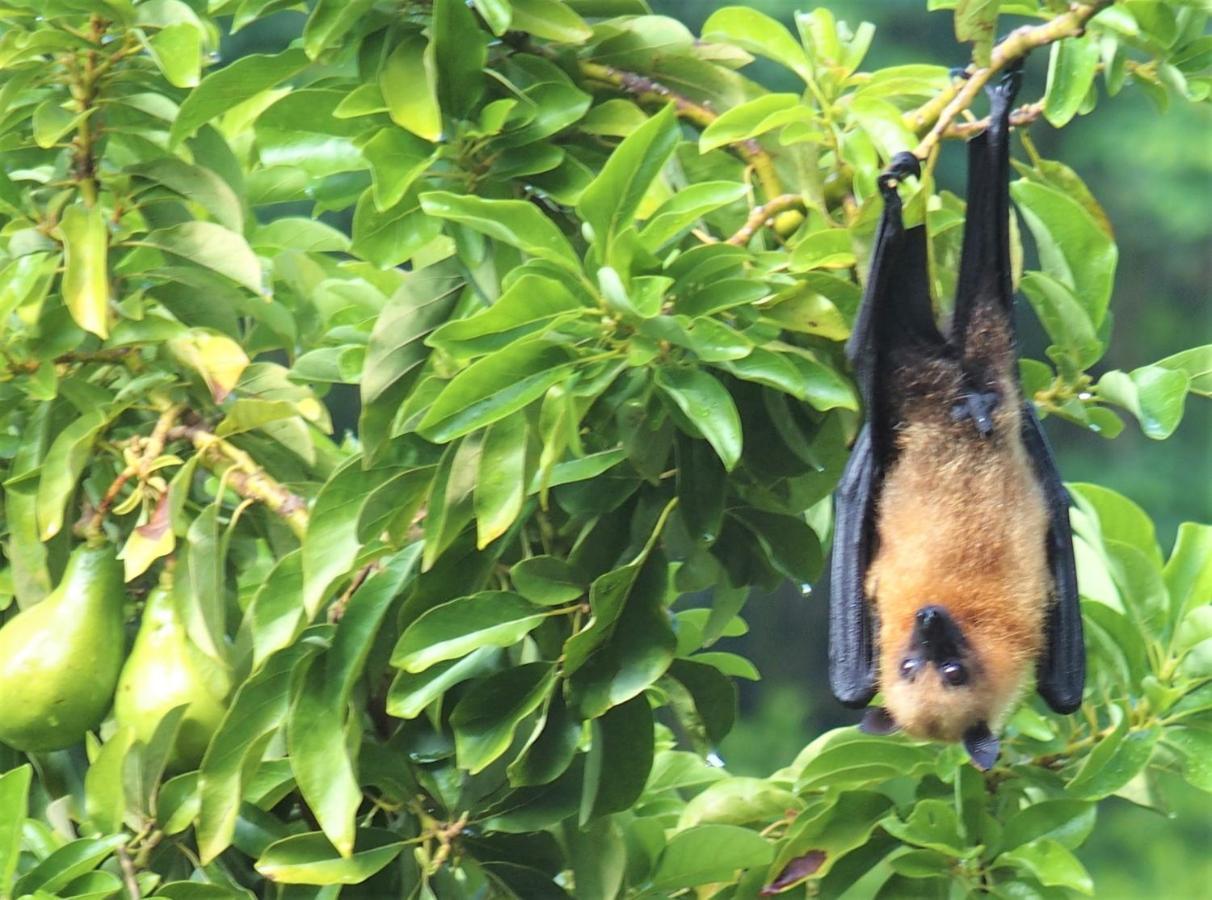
[
  {"x1": 114, "y1": 578, "x2": 230, "y2": 770},
  {"x1": 0, "y1": 544, "x2": 125, "y2": 752}
]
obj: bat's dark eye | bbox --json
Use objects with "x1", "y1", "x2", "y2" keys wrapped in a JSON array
[
  {"x1": 899, "y1": 658, "x2": 919, "y2": 680},
  {"x1": 940, "y1": 661, "x2": 968, "y2": 686}
]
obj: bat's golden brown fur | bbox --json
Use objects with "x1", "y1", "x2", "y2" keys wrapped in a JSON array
[{"x1": 865, "y1": 302, "x2": 1052, "y2": 741}]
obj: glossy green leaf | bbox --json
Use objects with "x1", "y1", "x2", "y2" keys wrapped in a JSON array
[
  {"x1": 1010, "y1": 179, "x2": 1118, "y2": 328},
  {"x1": 289, "y1": 549, "x2": 419, "y2": 855},
  {"x1": 475, "y1": 414, "x2": 529, "y2": 548},
  {"x1": 171, "y1": 49, "x2": 309, "y2": 145},
  {"x1": 143, "y1": 222, "x2": 264, "y2": 295},
  {"x1": 12, "y1": 835, "x2": 127, "y2": 897},
  {"x1": 1156, "y1": 344, "x2": 1212, "y2": 397},
  {"x1": 702, "y1": 8, "x2": 811, "y2": 81},
  {"x1": 473, "y1": 0, "x2": 513, "y2": 34},
  {"x1": 1044, "y1": 34, "x2": 1100, "y2": 127},
  {"x1": 35, "y1": 409, "x2": 107, "y2": 540},
  {"x1": 578, "y1": 104, "x2": 679, "y2": 254},
  {"x1": 381, "y1": 34, "x2": 441, "y2": 141},
  {"x1": 510, "y1": 0, "x2": 592, "y2": 42},
  {"x1": 417, "y1": 338, "x2": 577, "y2": 442},
  {"x1": 512, "y1": 555, "x2": 584, "y2": 606},
  {"x1": 998, "y1": 839, "x2": 1094, "y2": 895},
  {"x1": 129, "y1": 157, "x2": 243, "y2": 232},
  {"x1": 655, "y1": 366, "x2": 743, "y2": 471},
  {"x1": 197, "y1": 633, "x2": 327, "y2": 863},
  {"x1": 387, "y1": 646, "x2": 502, "y2": 720},
  {"x1": 351, "y1": 187, "x2": 440, "y2": 269},
  {"x1": 580, "y1": 693, "x2": 654, "y2": 824},
  {"x1": 451, "y1": 662, "x2": 556, "y2": 772},
  {"x1": 83, "y1": 726, "x2": 135, "y2": 836},
  {"x1": 255, "y1": 829, "x2": 405, "y2": 885},
  {"x1": 1165, "y1": 523, "x2": 1212, "y2": 622},
  {"x1": 361, "y1": 128, "x2": 436, "y2": 211},
  {"x1": 303, "y1": 0, "x2": 378, "y2": 57},
  {"x1": 699, "y1": 94, "x2": 805, "y2": 152},
  {"x1": 1097, "y1": 365, "x2": 1189, "y2": 439},
  {"x1": 427, "y1": 273, "x2": 583, "y2": 357},
  {"x1": 148, "y1": 22, "x2": 202, "y2": 88},
  {"x1": 392, "y1": 591, "x2": 548, "y2": 672},
  {"x1": 0, "y1": 765, "x2": 31, "y2": 889},
  {"x1": 58, "y1": 203, "x2": 110, "y2": 338},
  {"x1": 953, "y1": 0, "x2": 998, "y2": 66},
  {"x1": 638, "y1": 181, "x2": 748, "y2": 249},
  {"x1": 650, "y1": 824, "x2": 774, "y2": 893},
  {"x1": 420, "y1": 192, "x2": 581, "y2": 271}
]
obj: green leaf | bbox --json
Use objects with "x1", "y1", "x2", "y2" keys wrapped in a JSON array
[
  {"x1": 512, "y1": 556, "x2": 584, "y2": 606},
  {"x1": 1097, "y1": 365, "x2": 1189, "y2": 439},
  {"x1": 699, "y1": 94, "x2": 806, "y2": 152},
  {"x1": 428, "y1": 273, "x2": 583, "y2": 357},
  {"x1": 360, "y1": 128, "x2": 437, "y2": 211},
  {"x1": 129, "y1": 157, "x2": 244, "y2": 232},
  {"x1": 387, "y1": 646, "x2": 502, "y2": 720},
  {"x1": 508, "y1": 691, "x2": 582, "y2": 787},
  {"x1": 35, "y1": 409, "x2": 107, "y2": 540},
  {"x1": 649, "y1": 825, "x2": 774, "y2": 893},
  {"x1": 1010, "y1": 179, "x2": 1118, "y2": 328},
  {"x1": 33, "y1": 100, "x2": 80, "y2": 149},
  {"x1": 172, "y1": 49, "x2": 309, "y2": 145},
  {"x1": 58, "y1": 203, "x2": 110, "y2": 338},
  {"x1": 580, "y1": 693, "x2": 654, "y2": 824},
  {"x1": 578, "y1": 104, "x2": 679, "y2": 256},
  {"x1": 510, "y1": 0, "x2": 592, "y2": 43},
  {"x1": 789, "y1": 228, "x2": 856, "y2": 271},
  {"x1": 451, "y1": 662, "x2": 555, "y2": 773},
  {"x1": 1165, "y1": 523, "x2": 1212, "y2": 622},
  {"x1": 998, "y1": 839, "x2": 1093, "y2": 895},
  {"x1": 678, "y1": 776, "x2": 796, "y2": 829},
  {"x1": 1020, "y1": 272, "x2": 1103, "y2": 372},
  {"x1": 392, "y1": 591, "x2": 548, "y2": 672},
  {"x1": 302, "y1": 458, "x2": 402, "y2": 614},
  {"x1": 565, "y1": 553, "x2": 676, "y2": 718},
  {"x1": 351, "y1": 187, "x2": 441, "y2": 269},
  {"x1": 417, "y1": 338, "x2": 577, "y2": 443},
  {"x1": 432, "y1": 0, "x2": 486, "y2": 116},
  {"x1": 881, "y1": 800, "x2": 974, "y2": 858},
  {"x1": 655, "y1": 366, "x2": 743, "y2": 471},
  {"x1": 1044, "y1": 34, "x2": 1100, "y2": 127},
  {"x1": 770, "y1": 791, "x2": 892, "y2": 884},
  {"x1": 475, "y1": 415, "x2": 529, "y2": 548},
  {"x1": 84, "y1": 726, "x2": 135, "y2": 836},
  {"x1": 255, "y1": 830, "x2": 405, "y2": 885},
  {"x1": 1156, "y1": 344, "x2": 1212, "y2": 397},
  {"x1": 701, "y1": 8, "x2": 811, "y2": 82},
  {"x1": 197, "y1": 633, "x2": 327, "y2": 863},
  {"x1": 638, "y1": 181, "x2": 748, "y2": 249},
  {"x1": 148, "y1": 22, "x2": 202, "y2": 88},
  {"x1": 953, "y1": 0, "x2": 998, "y2": 67},
  {"x1": 420, "y1": 192, "x2": 581, "y2": 271},
  {"x1": 1066, "y1": 717, "x2": 1160, "y2": 800},
  {"x1": 0, "y1": 765, "x2": 31, "y2": 889},
  {"x1": 303, "y1": 0, "x2": 378, "y2": 57},
  {"x1": 381, "y1": 34, "x2": 442, "y2": 141},
  {"x1": 12, "y1": 836, "x2": 127, "y2": 897},
  {"x1": 289, "y1": 549, "x2": 419, "y2": 855},
  {"x1": 999, "y1": 800, "x2": 1098, "y2": 853},
  {"x1": 473, "y1": 0, "x2": 513, "y2": 35},
  {"x1": 142, "y1": 222, "x2": 264, "y2": 295}
]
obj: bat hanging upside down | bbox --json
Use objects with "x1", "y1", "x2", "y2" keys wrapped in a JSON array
[{"x1": 828, "y1": 66, "x2": 1084, "y2": 770}]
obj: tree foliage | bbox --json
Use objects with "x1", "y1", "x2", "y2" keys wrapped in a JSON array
[{"x1": 0, "y1": 0, "x2": 1208, "y2": 898}]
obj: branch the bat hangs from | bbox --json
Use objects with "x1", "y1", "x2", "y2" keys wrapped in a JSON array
[{"x1": 827, "y1": 63, "x2": 1084, "y2": 771}]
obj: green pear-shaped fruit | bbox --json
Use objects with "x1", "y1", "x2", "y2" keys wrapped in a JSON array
[
  {"x1": 0, "y1": 544, "x2": 125, "y2": 752},
  {"x1": 114, "y1": 582, "x2": 230, "y2": 769}
]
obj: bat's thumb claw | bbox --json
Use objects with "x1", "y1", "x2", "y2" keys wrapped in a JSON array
[{"x1": 877, "y1": 151, "x2": 922, "y2": 195}]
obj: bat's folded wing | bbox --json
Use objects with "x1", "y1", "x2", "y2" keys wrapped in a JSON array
[
  {"x1": 1021, "y1": 403, "x2": 1085, "y2": 713},
  {"x1": 829, "y1": 424, "x2": 879, "y2": 707}
]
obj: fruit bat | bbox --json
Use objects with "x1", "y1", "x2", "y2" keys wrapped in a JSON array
[{"x1": 828, "y1": 67, "x2": 1084, "y2": 770}]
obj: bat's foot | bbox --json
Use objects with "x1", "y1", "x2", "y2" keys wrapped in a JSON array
[{"x1": 877, "y1": 151, "x2": 922, "y2": 196}]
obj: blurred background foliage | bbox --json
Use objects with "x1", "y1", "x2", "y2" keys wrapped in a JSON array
[{"x1": 222, "y1": 0, "x2": 1212, "y2": 895}]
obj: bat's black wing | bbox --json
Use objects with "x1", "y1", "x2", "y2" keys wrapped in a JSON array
[
  {"x1": 1022, "y1": 403, "x2": 1085, "y2": 712},
  {"x1": 829, "y1": 152, "x2": 944, "y2": 707}
]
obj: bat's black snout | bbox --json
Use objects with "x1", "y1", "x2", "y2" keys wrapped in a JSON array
[{"x1": 913, "y1": 606, "x2": 967, "y2": 663}]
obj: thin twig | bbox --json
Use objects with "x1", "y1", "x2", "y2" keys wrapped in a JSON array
[
  {"x1": 725, "y1": 193, "x2": 806, "y2": 246},
  {"x1": 328, "y1": 561, "x2": 381, "y2": 623},
  {"x1": 944, "y1": 100, "x2": 1046, "y2": 138},
  {"x1": 576, "y1": 60, "x2": 785, "y2": 204},
  {"x1": 909, "y1": 1, "x2": 1115, "y2": 160},
  {"x1": 167, "y1": 423, "x2": 310, "y2": 537},
  {"x1": 116, "y1": 845, "x2": 141, "y2": 900}
]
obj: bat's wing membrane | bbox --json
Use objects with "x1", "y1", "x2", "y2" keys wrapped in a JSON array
[
  {"x1": 830, "y1": 153, "x2": 942, "y2": 708},
  {"x1": 1021, "y1": 403, "x2": 1085, "y2": 712}
]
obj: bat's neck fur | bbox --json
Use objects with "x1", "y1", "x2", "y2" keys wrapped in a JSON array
[{"x1": 868, "y1": 301, "x2": 1051, "y2": 741}]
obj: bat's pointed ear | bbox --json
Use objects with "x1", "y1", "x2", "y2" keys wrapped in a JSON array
[
  {"x1": 859, "y1": 706, "x2": 900, "y2": 735},
  {"x1": 963, "y1": 722, "x2": 1000, "y2": 770}
]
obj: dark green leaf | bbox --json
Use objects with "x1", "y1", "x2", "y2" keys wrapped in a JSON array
[
  {"x1": 172, "y1": 50, "x2": 310, "y2": 145},
  {"x1": 451, "y1": 662, "x2": 556, "y2": 773},
  {"x1": 392, "y1": 591, "x2": 548, "y2": 672}
]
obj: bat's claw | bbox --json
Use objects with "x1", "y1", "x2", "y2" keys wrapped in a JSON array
[{"x1": 877, "y1": 151, "x2": 922, "y2": 197}]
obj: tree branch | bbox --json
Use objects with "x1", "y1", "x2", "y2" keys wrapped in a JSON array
[
  {"x1": 725, "y1": 194, "x2": 805, "y2": 246},
  {"x1": 908, "y1": 1, "x2": 1115, "y2": 160},
  {"x1": 576, "y1": 60, "x2": 786, "y2": 204},
  {"x1": 168, "y1": 424, "x2": 309, "y2": 538},
  {"x1": 944, "y1": 100, "x2": 1046, "y2": 139}
]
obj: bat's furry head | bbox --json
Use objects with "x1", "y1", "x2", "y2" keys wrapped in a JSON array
[{"x1": 875, "y1": 604, "x2": 1038, "y2": 768}]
